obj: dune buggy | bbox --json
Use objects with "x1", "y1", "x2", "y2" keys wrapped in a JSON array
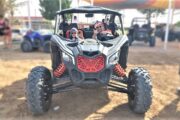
[
  {"x1": 26, "y1": 6, "x2": 152, "y2": 115},
  {"x1": 128, "y1": 17, "x2": 155, "y2": 47},
  {"x1": 155, "y1": 23, "x2": 180, "y2": 42}
]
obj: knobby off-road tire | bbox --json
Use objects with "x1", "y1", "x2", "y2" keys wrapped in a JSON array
[
  {"x1": 128, "y1": 35, "x2": 133, "y2": 46},
  {"x1": 26, "y1": 66, "x2": 52, "y2": 115},
  {"x1": 43, "y1": 41, "x2": 51, "y2": 53},
  {"x1": 128, "y1": 67, "x2": 152, "y2": 114},
  {"x1": 149, "y1": 36, "x2": 155, "y2": 47},
  {"x1": 21, "y1": 40, "x2": 33, "y2": 52}
]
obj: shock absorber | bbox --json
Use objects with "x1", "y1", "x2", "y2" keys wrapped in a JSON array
[
  {"x1": 53, "y1": 63, "x2": 66, "y2": 78},
  {"x1": 114, "y1": 64, "x2": 126, "y2": 77}
]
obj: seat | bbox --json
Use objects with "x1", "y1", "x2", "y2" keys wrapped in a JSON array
[
  {"x1": 66, "y1": 29, "x2": 84, "y2": 39},
  {"x1": 69, "y1": 23, "x2": 78, "y2": 29},
  {"x1": 108, "y1": 22, "x2": 117, "y2": 35}
]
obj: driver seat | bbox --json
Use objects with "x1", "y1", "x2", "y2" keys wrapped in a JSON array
[
  {"x1": 66, "y1": 30, "x2": 84, "y2": 39},
  {"x1": 108, "y1": 22, "x2": 117, "y2": 35}
]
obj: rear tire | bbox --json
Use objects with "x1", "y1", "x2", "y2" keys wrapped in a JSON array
[
  {"x1": 128, "y1": 67, "x2": 152, "y2": 114},
  {"x1": 149, "y1": 36, "x2": 155, "y2": 47},
  {"x1": 26, "y1": 66, "x2": 52, "y2": 115},
  {"x1": 176, "y1": 32, "x2": 180, "y2": 42},
  {"x1": 128, "y1": 35, "x2": 133, "y2": 46},
  {"x1": 43, "y1": 41, "x2": 51, "y2": 53},
  {"x1": 21, "y1": 40, "x2": 33, "y2": 52}
]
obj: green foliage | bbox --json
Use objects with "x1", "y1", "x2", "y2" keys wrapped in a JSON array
[
  {"x1": 7, "y1": 0, "x2": 17, "y2": 16},
  {"x1": 39, "y1": 0, "x2": 71, "y2": 20},
  {"x1": 138, "y1": 9, "x2": 165, "y2": 18},
  {"x1": 0, "y1": 0, "x2": 16, "y2": 17},
  {"x1": 0, "y1": 0, "x2": 6, "y2": 16},
  {"x1": 175, "y1": 21, "x2": 180, "y2": 27}
]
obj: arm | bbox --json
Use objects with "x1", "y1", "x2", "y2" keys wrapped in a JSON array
[{"x1": 92, "y1": 29, "x2": 98, "y2": 40}]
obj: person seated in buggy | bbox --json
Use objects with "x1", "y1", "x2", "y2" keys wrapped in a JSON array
[
  {"x1": 51, "y1": 10, "x2": 129, "y2": 80},
  {"x1": 92, "y1": 21, "x2": 128, "y2": 70},
  {"x1": 51, "y1": 27, "x2": 84, "y2": 78},
  {"x1": 69, "y1": 28, "x2": 78, "y2": 41},
  {"x1": 92, "y1": 21, "x2": 114, "y2": 41},
  {"x1": 26, "y1": 7, "x2": 153, "y2": 116}
]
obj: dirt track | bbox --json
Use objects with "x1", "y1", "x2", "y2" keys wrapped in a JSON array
[{"x1": 0, "y1": 39, "x2": 180, "y2": 120}]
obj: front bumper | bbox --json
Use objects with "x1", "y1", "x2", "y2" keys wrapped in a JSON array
[{"x1": 63, "y1": 60, "x2": 113, "y2": 88}]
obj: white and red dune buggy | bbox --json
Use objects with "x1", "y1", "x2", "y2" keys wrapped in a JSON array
[{"x1": 26, "y1": 6, "x2": 152, "y2": 115}]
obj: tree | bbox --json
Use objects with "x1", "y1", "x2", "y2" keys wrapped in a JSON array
[
  {"x1": 39, "y1": 0, "x2": 71, "y2": 20},
  {"x1": 0, "y1": 0, "x2": 16, "y2": 17},
  {"x1": 0, "y1": 0, "x2": 6, "y2": 16},
  {"x1": 7, "y1": 0, "x2": 17, "y2": 17},
  {"x1": 138, "y1": 9, "x2": 165, "y2": 19}
]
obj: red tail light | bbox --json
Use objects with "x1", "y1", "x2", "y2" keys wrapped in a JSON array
[{"x1": 77, "y1": 55, "x2": 105, "y2": 73}]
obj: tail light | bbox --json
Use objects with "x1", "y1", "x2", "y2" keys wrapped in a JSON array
[{"x1": 77, "y1": 55, "x2": 105, "y2": 73}]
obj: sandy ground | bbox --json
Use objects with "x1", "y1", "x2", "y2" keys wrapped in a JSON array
[{"x1": 0, "y1": 39, "x2": 180, "y2": 120}]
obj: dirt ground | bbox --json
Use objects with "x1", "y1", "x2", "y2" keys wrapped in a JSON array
[{"x1": 0, "y1": 39, "x2": 180, "y2": 120}]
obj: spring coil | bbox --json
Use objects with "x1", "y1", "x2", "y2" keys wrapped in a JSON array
[
  {"x1": 53, "y1": 63, "x2": 66, "y2": 77},
  {"x1": 114, "y1": 64, "x2": 126, "y2": 77}
]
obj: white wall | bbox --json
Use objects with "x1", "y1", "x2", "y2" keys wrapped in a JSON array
[{"x1": 14, "y1": 0, "x2": 41, "y2": 17}]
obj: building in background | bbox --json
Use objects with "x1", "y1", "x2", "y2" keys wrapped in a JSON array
[
  {"x1": 12, "y1": 16, "x2": 52, "y2": 30},
  {"x1": 12, "y1": 0, "x2": 180, "y2": 29},
  {"x1": 12, "y1": 0, "x2": 52, "y2": 30}
]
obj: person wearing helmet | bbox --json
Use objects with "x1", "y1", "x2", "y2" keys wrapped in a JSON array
[
  {"x1": 92, "y1": 21, "x2": 129, "y2": 70},
  {"x1": 51, "y1": 27, "x2": 84, "y2": 81},
  {"x1": 70, "y1": 27, "x2": 78, "y2": 41},
  {"x1": 69, "y1": 27, "x2": 84, "y2": 41},
  {"x1": 92, "y1": 21, "x2": 114, "y2": 41}
]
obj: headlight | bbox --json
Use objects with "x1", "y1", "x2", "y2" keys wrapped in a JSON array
[
  {"x1": 62, "y1": 53, "x2": 73, "y2": 63},
  {"x1": 108, "y1": 52, "x2": 119, "y2": 64}
]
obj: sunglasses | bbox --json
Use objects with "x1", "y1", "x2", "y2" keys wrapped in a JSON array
[
  {"x1": 96, "y1": 26, "x2": 102, "y2": 29},
  {"x1": 72, "y1": 32, "x2": 77, "y2": 35}
]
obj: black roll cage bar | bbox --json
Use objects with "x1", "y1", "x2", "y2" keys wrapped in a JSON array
[{"x1": 54, "y1": 6, "x2": 124, "y2": 35}]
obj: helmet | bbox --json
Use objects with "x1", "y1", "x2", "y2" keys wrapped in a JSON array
[{"x1": 70, "y1": 27, "x2": 78, "y2": 34}]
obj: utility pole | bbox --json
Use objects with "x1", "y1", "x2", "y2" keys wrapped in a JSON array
[
  {"x1": 59, "y1": 0, "x2": 62, "y2": 11},
  {"x1": 91, "y1": 0, "x2": 94, "y2": 6},
  {"x1": 164, "y1": 0, "x2": 173, "y2": 50},
  {"x1": 27, "y1": 0, "x2": 31, "y2": 29},
  {"x1": 78, "y1": 0, "x2": 80, "y2": 7}
]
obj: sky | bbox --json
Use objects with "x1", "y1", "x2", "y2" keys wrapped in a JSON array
[
  {"x1": 13, "y1": 0, "x2": 180, "y2": 27},
  {"x1": 14, "y1": 0, "x2": 42, "y2": 17},
  {"x1": 14, "y1": 0, "x2": 89, "y2": 17}
]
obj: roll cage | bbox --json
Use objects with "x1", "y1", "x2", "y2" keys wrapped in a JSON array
[{"x1": 54, "y1": 6, "x2": 124, "y2": 38}]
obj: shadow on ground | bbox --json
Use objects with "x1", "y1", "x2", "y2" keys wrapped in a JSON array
[
  {"x1": 152, "y1": 97, "x2": 180, "y2": 120},
  {"x1": 0, "y1": 78, "x2": 146, "y2": 120},
  {"x1": 103, "y1": 103, "x2": 145, "y2": 120}
]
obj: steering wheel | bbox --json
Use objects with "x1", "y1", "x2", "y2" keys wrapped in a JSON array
[{"x1": 97, "y1": 32, "x2": 114, "y2": 41}]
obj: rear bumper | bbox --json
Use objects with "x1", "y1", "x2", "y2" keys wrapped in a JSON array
[{"x1": 134, "y1": 33, "x2": 149, "y2": 41}]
